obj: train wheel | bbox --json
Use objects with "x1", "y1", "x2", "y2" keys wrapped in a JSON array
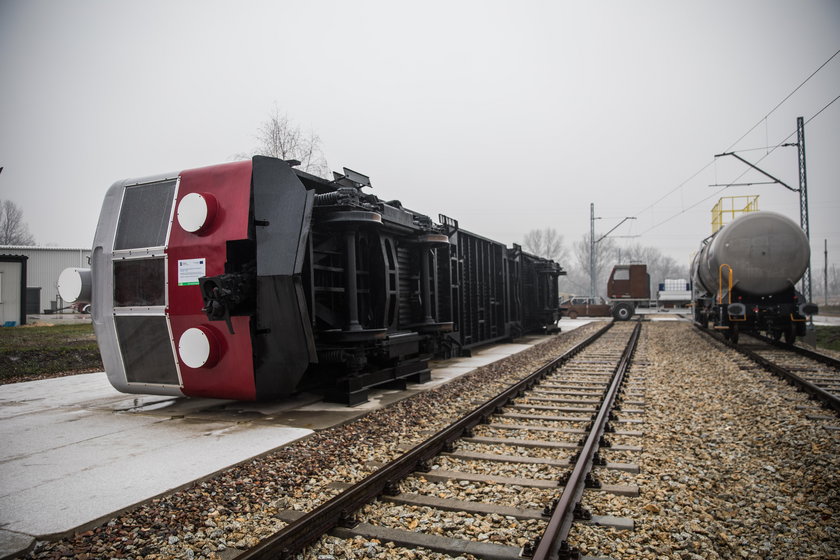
[
  {"x1": 771, "y1": 329, "x2": 782, "y2": 342},
  {"x1": 612, "y1": 303, "x2": 633, "y2": 321},
  {"x1": 783, "y1": 324, "x2": 796, "y2": 345},
  {"x1": 568, "y1": 310, "x2": 578, "y2": 319},
  {"x1": 730, "y1": 324, "x2": 739, "y2": 344}
]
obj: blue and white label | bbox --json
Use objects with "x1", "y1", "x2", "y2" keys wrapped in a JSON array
[{"x1": 177, "y1": 258, "x2": 206, "y2": 286}]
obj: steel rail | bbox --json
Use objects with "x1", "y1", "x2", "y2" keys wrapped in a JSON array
[
  {"x1": 236, "y1": 322, "x2": 615, "y2": 560},
  {"x1": 750, "y1": 332, "x2": 840, "y2": 371},
  {"x1": 698, "y1": 328, "x2": 840, "y2": 414},
  {"x1": 531, "y1": 322, "x2": 641, "y2": 560}
]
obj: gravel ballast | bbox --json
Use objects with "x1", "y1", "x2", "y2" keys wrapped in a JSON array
[{"x1": 570, "y1": 322, "x2": 840, "y2": 560}]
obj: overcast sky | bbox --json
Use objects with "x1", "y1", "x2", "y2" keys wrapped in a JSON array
[{"x1": 1, "y1": 1, "x2": 838, "y2": 273}]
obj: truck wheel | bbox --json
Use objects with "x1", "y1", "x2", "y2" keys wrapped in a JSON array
[
  {"x1": 612, "y1": 303, "x2": 633, "y2": 321},
  {"x1": 568, "y1": 310, "x2": 578, "y2": 319}
]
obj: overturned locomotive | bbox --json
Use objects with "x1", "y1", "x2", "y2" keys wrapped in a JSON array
[
  {"x1": 691, "y1": 210, "x2": 818, "y2": 344},
  {"x1": 59, "y1": 157, "x2": 563, "y2": 403}
]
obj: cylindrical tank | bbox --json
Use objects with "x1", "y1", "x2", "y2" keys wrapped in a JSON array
[
  {"x1": 693, "y1": 211, "x2": 809, "y2": 296},
  {"x1": 58, "y1": 267, "x2": 92, "y2": 303}
]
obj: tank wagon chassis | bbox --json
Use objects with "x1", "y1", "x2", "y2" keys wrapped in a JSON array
[
  {"x1": 690, "y1": 211, "x2": 818, "y2": 345},
  {"x1": 60, "y1": 156, "x2": 564, "y2": 404},
  {"x1": 692, "y1": 267, "x2": 816, "y2": 344}
]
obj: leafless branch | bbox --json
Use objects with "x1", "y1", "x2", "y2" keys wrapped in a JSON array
[
  {"x1": 252, "y1": 106, "x2": 330, "y2": 178},
  {"x1": 0, "y1": 200, "x2": 36, "y2": 245}
]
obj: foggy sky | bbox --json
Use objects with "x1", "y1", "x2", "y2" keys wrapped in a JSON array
[{"x1": 1, "y1": 0, "x2": 838, "y2": 272}]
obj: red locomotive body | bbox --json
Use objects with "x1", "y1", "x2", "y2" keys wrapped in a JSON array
[
  {"x1": 61, "y1": 156, "x2": 563, "y2": 403},
  {"x1": 167, "y1": 161, "x2": 256, "y2": 399}
]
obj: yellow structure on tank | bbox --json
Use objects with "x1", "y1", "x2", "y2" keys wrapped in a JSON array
[{"x1": 711, "y1": 195, "x2": 759, "y2": 233}]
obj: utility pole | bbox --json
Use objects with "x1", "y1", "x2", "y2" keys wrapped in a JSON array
[
  {"x1": 825, "y1": 239, "x2": 829, "y2": 307},
  {"x1": 589, "y1": 203, "x2": 596, "y2": 300},
  {"x1": 589, "y1": 203, "x2": 635, "y2": 300},
  {"x1": 797, "y1": 116, "x2": 812, "y2": 305}
]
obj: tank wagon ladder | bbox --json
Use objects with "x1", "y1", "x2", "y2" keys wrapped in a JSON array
[
  {"x1": 712, "y1": 262, "x2": 733, "y2": 335},
  {"x1": 712, "y1": 263, "x2": 748, "y2": 343},
  {"x1": 717, "y1": 264, "x2": 733, "y2": 306}
]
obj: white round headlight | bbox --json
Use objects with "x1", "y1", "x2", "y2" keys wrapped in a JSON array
[
  {"x1": 177, "y1": 192, "x2": 217, "y2": 233},
  {"x1": 178, "y1": 327, "x2": 220, "y2": 369}
]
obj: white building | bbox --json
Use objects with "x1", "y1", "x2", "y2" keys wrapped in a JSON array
[
  {"x1": 0, "y1": 246, "x2": 91, "y2": 315},
  {"x1": 0, "y1": 254, "x2": 28, "y2": 325}
]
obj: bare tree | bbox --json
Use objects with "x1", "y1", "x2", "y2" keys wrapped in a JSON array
[
  {"x1": 522, "y1": 227, "x2": 568, "y2": 264},
  {"x1": 253, "y1": 107, "x2": 330, "y2": 178},
  {"x1": 0, "y1": 200, "x2": 35, "y2": 245},
  {"x1": 560, "y1": 233, "x2": 619, "y2": 298},
  {"x1": 621, "y1": 243, "x2": 689, "y2": 290},
  {"x1": 815, "y1": 264, "x2": 840, "y2": 304}
]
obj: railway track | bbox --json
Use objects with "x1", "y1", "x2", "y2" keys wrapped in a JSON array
[
  {"x1": 233, "y1": 321, "x2": 644, "y2": 560},
  {"x1": 696, "y1": 326, "x2": 840, "y2": 415},
  {"x1": 22, "y1": 320, "x2": 839, "y2": 559}
]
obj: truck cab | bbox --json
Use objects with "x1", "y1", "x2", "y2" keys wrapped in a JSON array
[
  {"x1": 607, "y1": 264, "x2": 650, "y2": 299},
  {"x1": 606, "y1": 264, "x2": 651, "y2": 320}
]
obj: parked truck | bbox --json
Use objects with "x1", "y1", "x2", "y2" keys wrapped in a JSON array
[{"x1": 560, "y1": 264, "x2": 651, "y2": 321}]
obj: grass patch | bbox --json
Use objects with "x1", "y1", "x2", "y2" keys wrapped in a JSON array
[
  {"x1": 0, "y1": 323, "x2": 103, "y2": 383},
  {"x1": 819, "y1": 304, "x2": 840, "y2": 316},
  {"x1": 814, "y1": 325, "x2": 840, "y2": 352}
]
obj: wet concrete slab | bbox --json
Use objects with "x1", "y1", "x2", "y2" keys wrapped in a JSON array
[
  {"x1": 0, "y1": 531, "x2": 32, "y2": 560},
  {"x1": 0, "y1": 374, "x2": 312, "y2": 545}
]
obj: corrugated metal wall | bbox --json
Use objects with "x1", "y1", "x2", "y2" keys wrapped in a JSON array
[{"x1": 0, "y1": 246, "x2": 91, "y2": 313}]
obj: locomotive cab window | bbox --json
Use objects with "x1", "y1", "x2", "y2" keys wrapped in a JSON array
[
  {"x1": 114, "y1": 258, "x2": 166, "y2": 307},
  {"x1": 115, "y1": 316, "x2": 180, "y2": 385},
  {"x1": 613, "y1": 268, "x2": 630, "y2": 281},
  {"x1": 114, "y1": 180, "x2": 176, "y2": 250}
]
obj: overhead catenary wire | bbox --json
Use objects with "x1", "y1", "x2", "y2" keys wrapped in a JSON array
[
  {"x1": 722, "y1": 91, "x2": 840, "y2": 179},
  {"x1": 722, "y1": 48, "x2": 840, "y2": 154},
  {"x1": 635, "y1": 48, "x2": 839, "y2": 220},
  {"x1": 725, "y1": 145, "x2": 797, "y2": 154},
  {"x1": 636, "y1": 49, "x2": 840, "y2": 228},
  {"x1": 804, "y1": 91, "x2": 840, "y2": 124},
  {"x1": 633, "y1": 47, "x2": 840, "y2": 236},
  {"x1": 638, "y1": 91, "x2": 840, "y2": 236}
]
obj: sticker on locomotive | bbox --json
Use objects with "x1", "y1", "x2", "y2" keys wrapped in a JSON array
[{"x1": 177, "y1": 258, "x2": 206, "y2": 286}]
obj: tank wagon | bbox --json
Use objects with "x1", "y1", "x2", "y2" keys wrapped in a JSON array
[
  {"x1": 691, "y1": 211, "x2": 817, "y2": 344},
  {"x1": 59, "y1": 156, "x2": 563, "y2": 403}
]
